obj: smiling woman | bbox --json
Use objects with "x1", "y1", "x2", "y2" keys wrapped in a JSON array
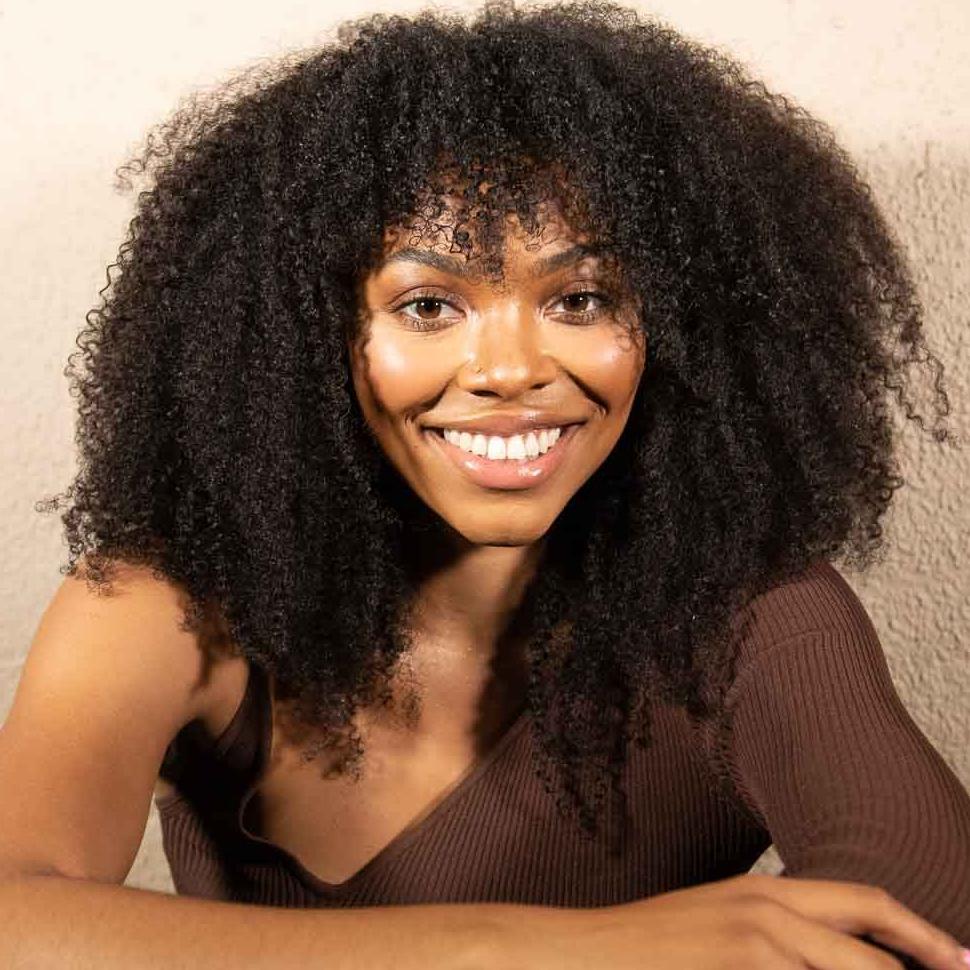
[
  {"x1": 4, "y1": 0, "x2": 970, "y2": 967},
  {"x1": 351, "y1": 207, "x2": 645, "y2": 528}
]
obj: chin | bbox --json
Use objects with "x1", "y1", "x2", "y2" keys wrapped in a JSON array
[{"x1": 445, "y1": 511, "x2": 560, "y2": 548}]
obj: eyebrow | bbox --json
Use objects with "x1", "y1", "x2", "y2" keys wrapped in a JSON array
[{"x1": 378, "y1": 243, "x2": 602, "y2": 279}]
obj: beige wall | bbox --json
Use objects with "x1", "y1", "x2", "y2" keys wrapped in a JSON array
[{"x1": 1, "y1": 0, "x2": 967, "y2": 894}]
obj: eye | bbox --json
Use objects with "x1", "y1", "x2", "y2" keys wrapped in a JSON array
[
  {"x1": 389, "y1": 286, "x2": 614, "y2": 329},
  {"x1": 391, "y1": 291, "x2": 463, "y2": 330},
  {"x1": 549, "y1": 289, "x2": 612, "y2": 323}
]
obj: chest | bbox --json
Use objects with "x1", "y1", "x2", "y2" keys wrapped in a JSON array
[{"x1": 244, "y1": 712, "x2": 522, "y2": 888}]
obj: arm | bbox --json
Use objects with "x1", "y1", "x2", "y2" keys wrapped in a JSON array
[
  {"x1": 0, "y1": 873, "x2": 539, "y2": 970},
  {"x1": 0, "y1": 562, "x2": 545, "y2": 969},
  {"x1": 3, "y1": 563, "x2": 963, "y2": 969},
  {"x1": 715, "y1": 564, "x2": 970, "y2": 947}
]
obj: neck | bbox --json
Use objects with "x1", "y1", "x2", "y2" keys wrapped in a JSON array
[
  {"x1": 409, "y1": 535, "x2": 545, "y2": 647},
  {"x1": 390, "y1": 528, "x2": 545, "y2": 736}
]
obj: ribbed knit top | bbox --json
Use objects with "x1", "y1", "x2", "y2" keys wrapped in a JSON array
[{"x1": 155, "y1": 559, "x2": 970, "y2": 945}]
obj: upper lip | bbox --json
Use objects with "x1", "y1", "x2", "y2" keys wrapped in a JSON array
[{"x1": 424, "y1": 412, "x2": 587, "y2": 436}]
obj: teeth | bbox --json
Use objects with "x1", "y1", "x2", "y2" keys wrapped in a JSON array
[
  {"x1": 486, "y1": 435, "x2": 506, "y2": 460},
  {"x1": 440, "y1": 426, "x2": 564, "y2": 460}
]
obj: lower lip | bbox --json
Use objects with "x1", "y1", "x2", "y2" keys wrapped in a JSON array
[{"x1": 424, "y1": 424, "x2": 583, "y2": 491}]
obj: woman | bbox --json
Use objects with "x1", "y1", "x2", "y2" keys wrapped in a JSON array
[{"x1": 2, "y1": 1, "x2": 969, "y2": 966}]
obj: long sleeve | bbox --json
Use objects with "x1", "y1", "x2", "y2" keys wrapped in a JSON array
[{"x1": 711, "y1": 561, "x2": 970, "y2": 946}]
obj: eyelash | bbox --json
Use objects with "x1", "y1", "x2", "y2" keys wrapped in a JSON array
[{"x1": 390, "y1": 287, "x2": 614, "y2": 331}]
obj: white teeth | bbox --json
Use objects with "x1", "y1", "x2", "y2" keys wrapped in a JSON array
[
  {"x1": 440, "y1": 426, "x2": 565, "y2": 460},
  {"x1": 506, "y1": 435, "x2": 527, "y2": 459}
]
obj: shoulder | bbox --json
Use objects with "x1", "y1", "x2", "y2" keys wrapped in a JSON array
[
  {"x1": 57, "y1": 556, "x2": 246, "y2": 734},
  {"x1": 727, "y1": 558, "x2": 884, "y2": 698}
]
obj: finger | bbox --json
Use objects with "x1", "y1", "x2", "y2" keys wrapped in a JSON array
[
  {"x1": 751, "y1": 875, "x2": 964, "y2": 970},
  {"x1": 743, "y1": 895, "x2": 905, "y2": 970}
]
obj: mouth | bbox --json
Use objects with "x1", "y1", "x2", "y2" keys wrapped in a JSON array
[{"x1": 422, "y1": 423, "x2": 583, "y2": 491}]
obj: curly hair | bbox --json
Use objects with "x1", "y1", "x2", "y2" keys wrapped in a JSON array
[{"x1": 37, "y1": 0, "x2": 958, "y2": 852}]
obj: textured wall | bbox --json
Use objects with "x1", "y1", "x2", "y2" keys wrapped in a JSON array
[{"x1": 1, "y1": 0, "x2": 967, "y2": 895}]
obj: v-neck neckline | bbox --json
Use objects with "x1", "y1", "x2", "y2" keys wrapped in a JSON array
[{"x1": 235, "y1": 661, "x2": 531, "y2": 893}]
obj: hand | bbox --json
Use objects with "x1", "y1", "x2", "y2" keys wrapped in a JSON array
[{"x1": 512, "y1": 873, "x2": 967, "y2": 969}]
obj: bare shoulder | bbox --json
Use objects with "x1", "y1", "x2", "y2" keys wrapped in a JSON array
[
  {"x1": 64, "y1": 556, "x2": 252, "y2": 736},
  {"x1": 53, "y1": 557, "x2": 230, "y2": 719},
  {"x1": 0, "y1": 555, "x2": 247, "y2": 881}
]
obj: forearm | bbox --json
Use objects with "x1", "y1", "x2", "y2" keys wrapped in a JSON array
[{"x1": 0, "y1": 873, "x2": 556, "y2": 970}]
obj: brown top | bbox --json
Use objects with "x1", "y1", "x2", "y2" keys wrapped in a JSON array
[{"x1": 156, "y1": 559, "x2": 970, "y2": 945}]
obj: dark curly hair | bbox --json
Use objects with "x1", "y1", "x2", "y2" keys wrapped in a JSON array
[{"x1": 37, "y1": 0, "x2": 958, "y2": 852}]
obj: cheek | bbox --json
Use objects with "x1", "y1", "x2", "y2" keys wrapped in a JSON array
[
  {"x1": 357, "y1": 332, "x2": 452, "y2": 415},
  {"x1": 353, "y1": 324, "x2": 644, "y2": 417},
  {"x1": 562, "y1": 328, "x2": 644, "y2": 409}
]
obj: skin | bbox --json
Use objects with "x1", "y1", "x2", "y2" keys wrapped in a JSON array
[{"x1": 347, "y1": 202, "x2": 646, "y2": 743}]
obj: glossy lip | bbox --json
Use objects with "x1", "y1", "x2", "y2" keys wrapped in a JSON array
[{"x1": 423, "y1": 423, "x2": 582, "y2": 491}]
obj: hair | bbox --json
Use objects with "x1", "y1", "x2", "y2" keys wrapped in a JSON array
[{"x1": 38, "y1": 0, "x2": 958, "y2": 853}]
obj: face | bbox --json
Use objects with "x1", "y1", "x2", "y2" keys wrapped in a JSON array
[{"x1": 348, "y1": 207, "x2": 646, "y2": 547}]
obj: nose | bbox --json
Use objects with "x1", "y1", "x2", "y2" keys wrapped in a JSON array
[{"x1": 458, "y1": 301, "x2": 558, "y2": 398}]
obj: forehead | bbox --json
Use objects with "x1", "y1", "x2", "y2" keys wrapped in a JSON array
[{"x1": 375, "y1": 199, "x2": 603, "y2": 284}]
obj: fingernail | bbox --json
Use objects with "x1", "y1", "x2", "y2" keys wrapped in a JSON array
[{"x1": 960, "y1": 946, "x2": 970, "y2": 967}]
